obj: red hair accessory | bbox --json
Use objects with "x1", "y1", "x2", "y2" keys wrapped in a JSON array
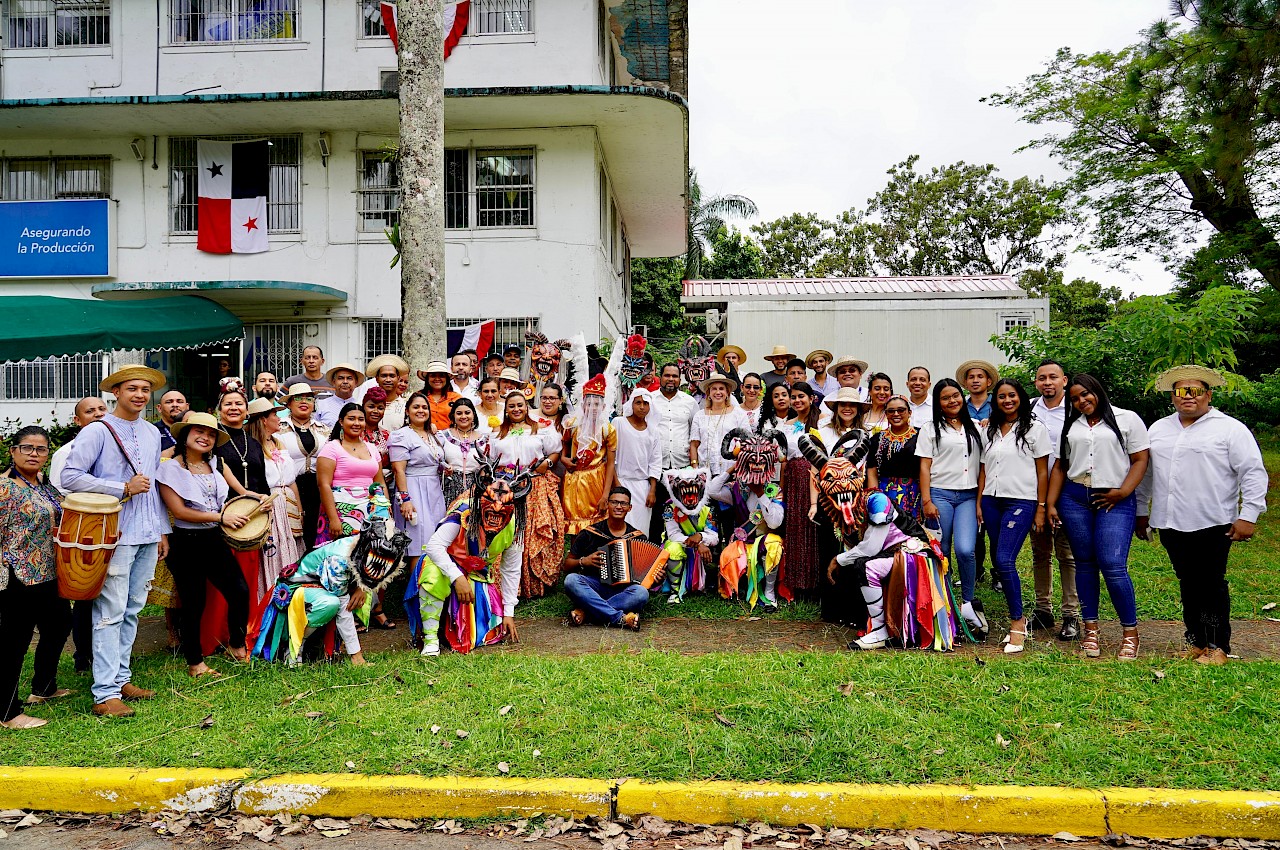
[
  {"x1": 364, "y1": 386, "x2": 388, "y2": 403},
  {"x1": 625, "y1": 334, "x2": 647, "y2": 357},
  {"x1": 583, "y1": 373, "x2": 607, "y2": 397}
]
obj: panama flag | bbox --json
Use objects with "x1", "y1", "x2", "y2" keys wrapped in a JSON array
[
  {"x1": 380, "y1": 1, "x2": 470, "y2": 57},
  {"x1": 197, "y1": 139, "x2": 269, "y2": 255},
  {"x1": 447, "y1": 320, "x2": 496, "y2": 358}
]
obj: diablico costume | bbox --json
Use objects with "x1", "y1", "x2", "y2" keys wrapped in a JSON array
[
  {"x1": 659, "y1": 467, "x2": 719, "y2": 602},
  {"x1": 711, "y1": 428, "x2": 787, "y2": 610}
]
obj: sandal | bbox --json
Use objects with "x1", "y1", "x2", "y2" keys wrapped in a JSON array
[
  {"x1": 1081, "y1": 622, "x2": 1101, "y2": 658},
  {"x1": 1117, "y1": 631, "x2": 1140, "y2": 661},
  {"x1": 188, "y1": 665, "x2": 221, "y2": 679},
  {"x1": 371, "y1": 614, "x2": 397, "y2": 630},
  {"x1": 621, "y1": 612, "x2": 641, "y2": 631},
  {"x1": 1001, "y1": 628, "x2": 1029, "y2": 655},
  {"x1": 567, "y1": 609, "x2": 586, "y2": 627},
  {"x1": 26, "y1": 688, "x2": 74, "y2": 705},
  {"x1": 224, "y1": 647, "x2": 249, "y2": 664}
]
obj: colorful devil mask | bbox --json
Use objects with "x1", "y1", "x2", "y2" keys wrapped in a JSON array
[
  {"x1": 350, "y1": 516, "x2": 412, "y2": 595},
  {"x1": 678, "y1": 336, "x2": 715, "y2": 388},
  {"x1": 526, "y1": 331, "x2": 570, "y2": 382},
  {"x1": 663, "y1": 466, "x2": 711, "y2": 515},
  {"x1": 721, "y1": 427, "x2": 786, "y2": 487},
  {"x1": 619, "y1": 333, "x2": 648, "y2": 392},
  {"x1": 798, "y1": 430, "x2": 874, "y2": 539}
]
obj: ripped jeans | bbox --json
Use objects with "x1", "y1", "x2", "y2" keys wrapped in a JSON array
[{"x1": 91, "y1": 543, "x2": 158, "y2": 704}]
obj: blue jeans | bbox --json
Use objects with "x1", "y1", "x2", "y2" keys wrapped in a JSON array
[
  {"x1": 91, "y1": 542, "x2": 158, "y2": 704},
  {"x1": 932, "y1": 488, "x2": 978, "y2": 602},
  {"x1": 564, "y1": 573, "x2": 649, "y2": 626},
  {"x1": 981, "y1": 496, "x2": 1037, "y2": 620},
  {"x1": 1056, "y1": 481, "x2": 1138, "y2": 626}
]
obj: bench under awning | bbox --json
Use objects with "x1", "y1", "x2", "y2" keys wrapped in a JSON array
[{"x1": 0, "y1": 295, "x2": 243, "y2": 362}]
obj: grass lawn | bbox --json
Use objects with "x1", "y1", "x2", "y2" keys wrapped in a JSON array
[{"x1": 1, "y1": 649, "x2": 1277, "y2": 790}]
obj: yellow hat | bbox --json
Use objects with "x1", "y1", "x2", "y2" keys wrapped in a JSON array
[
  {"x1": 169, "y1": 411, "x2": 229, "y2": 447},
  {"x1": 805, "y1": 349, "x2": 834, "y2": 368},
  {"x1": 365, "y1": 354, "x2": 410, "y2": 377},
  {"x1": 100, "y1": 365, "x2": 166, "y2": 393},
  {"x1": 325, "y1": 362, "x2": 363, "y2": 384},
  {"x1": 955, "y1": 359, "x2": 999, "y2": 386},
  {"x1": 765, "y1": 344, "x2": 795, "y2": 362},
  {"x1": 716, "y1": 345, "x2": 747, "y2": 369}
]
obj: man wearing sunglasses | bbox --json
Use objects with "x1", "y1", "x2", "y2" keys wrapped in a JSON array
[{"x1": 1136, "y1": 365, "x2": 1268, "y2": 666}]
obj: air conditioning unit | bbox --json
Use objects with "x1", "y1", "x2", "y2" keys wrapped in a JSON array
[
  {"x1": 380, "y1": 70, "x2": 400, "y2": 93},
  {"x1": 631, "y1": 324, "x2": 649, "y2": 337},
  {"x1": 705, "y1": 308, "x2": 722, "y2": 334}
]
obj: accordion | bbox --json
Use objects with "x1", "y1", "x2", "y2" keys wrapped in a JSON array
[{"x1": 597, "y1": 537, "x2": 668, "y2": 588}]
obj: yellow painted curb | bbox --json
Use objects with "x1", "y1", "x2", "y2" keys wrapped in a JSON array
[
  {"x1": 1105, "y1": 787, "x2": 1280, "y2": 840},
  {"x1": 235, "y1": 775, "x2": 612, "y2": 820},
  {"x1": 616, "y1": 781, "x2": 1108, "y2": 836},
  {"x1": 0, "y1": 767, "x2": 250, "y2": 814}
]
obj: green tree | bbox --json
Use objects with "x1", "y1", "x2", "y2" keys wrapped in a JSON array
[
  {"x1": 685, "y1": 169, "x2": 758, "y2": 280},
  {"x1": 750, "y1": 212, "x2": 835, "y2": 278},
  {"x1": 1018, "y1": 267, "x2": 1126, "y2": 328},
  {"x1": 703, "y1": 225, "x2": 767, "y2": 279},
  {"x1": 987, "y1": 0, "x2": 1280, "y2": 289},
  {"x1": 629, "y1": 256, "x2": 689, "y2": 341}
]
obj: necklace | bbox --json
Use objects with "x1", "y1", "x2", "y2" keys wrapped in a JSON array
[
  {"x1": 225, "y1": 427, "x2": 250, "y2": 482},
  {"x1": 10, "y1": 470, "x2": 61, "y2": 519}
]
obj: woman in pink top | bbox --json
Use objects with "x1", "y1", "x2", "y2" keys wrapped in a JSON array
[{"x1": 316, "y1": 403, "x2": 387, "y2": 546}]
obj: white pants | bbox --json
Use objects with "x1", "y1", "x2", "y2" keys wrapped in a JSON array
[{"x1": 617, "y1": 476, "x2": 652, "y2": 531}]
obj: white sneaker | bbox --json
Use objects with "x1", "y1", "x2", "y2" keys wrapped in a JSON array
[
  {"x1": 420, "y1": 640, "x2": 440, "y2": 657},
  {"x1": 667, "y1": 593, "x2": 681, "y2": 604}
]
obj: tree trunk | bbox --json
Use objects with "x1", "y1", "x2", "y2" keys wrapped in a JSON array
[{"x1": 398, "y1": 0, "x2": 447, "y2": 384}]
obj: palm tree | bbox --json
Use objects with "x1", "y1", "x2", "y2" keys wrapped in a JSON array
[{"x1": 685, "y1": 168, "x2": 758, "y2": 280}]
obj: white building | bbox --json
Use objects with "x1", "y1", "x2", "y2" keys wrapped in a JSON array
[
  {"x1": 681, "y1": 276, "x2": 1049, "y2": 389},
  {"x1": 0, "y1": 0, "x2": 689, "y2": 420}
]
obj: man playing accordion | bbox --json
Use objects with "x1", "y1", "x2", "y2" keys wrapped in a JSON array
[{"x1": 562, "y1": 487, "x2": 665, "y2": 629}]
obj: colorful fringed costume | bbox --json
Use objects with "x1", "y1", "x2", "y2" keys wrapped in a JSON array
[
  {"x1": 659, "y1": 467, "x2": 719, "y2": 601},
  {"x1": 710, "y1": 429, "x2": 788, "y2": 610},
  {"x1": 403, "y1": 461, "x2": 531, "y2": 655},
  {"x1": 798, "y1": 430, "x2": 874, "y2": 626}
]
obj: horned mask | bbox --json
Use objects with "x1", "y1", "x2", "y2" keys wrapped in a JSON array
[
  {"x1": 798, "y1": 430, "x2": 874, "y2": 536},
  {"x1": 350, "y1": 516, "x2": 412, "y2": 596},
  {"x1": 526, "y1": 331, "x2": 571, "y2": 381},
  {"x1": 678, "y1": 336, "x2": 715, "y2": 387},
  {"x1": 619, "y1": 333, "x2": 648, "y2": 392},
  {"x1": 663, "y1": 466, "x2": 712, "y2": 515},
  {"x1": 721, "y1": 428, "x2": 786, "y2": 487}
]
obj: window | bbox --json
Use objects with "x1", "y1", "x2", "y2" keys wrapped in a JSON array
[
  {"x1": 471, "y1": 0, "x2": 530, "y2": 35},
  {"x1": 1000, "y1": 313, "x2": 1033, "y2": 334},
  {"x1": 363, "y1": 317, "x2": 540, "y2": 363},
  {"x1": 244, "y1": 322, "x2": 319, "y2": 380},
  {"x1": 0, "y1": 156, "x2": 111, "y2": 199},
  {"x1": 362, "y1": 319, "x2": 402, "y2": 364},
  {"x1": 609, "y1": 199, "x2": 619, "y2": 269},
  {"x1": 168, "y1": 135, "x2": 301, "y2": 234},
  {"x1": 360, "y1": 0, "x2": 386, "y2": 38},
  {"x1": 446, "y1": 149, "x2": 534, "y2": 230},
  {"x1": 358, "y1": 151, "x2": 399, "y2": 232},
  {"x1": 598, "y1": 165, "x2": 608, "y2": 248},
  {"x1": 1, "y1": 354, "x2": 103, "y2": 401},
  {"x1": 168, "y1": 0, "x2": 295, "y2": 44},
  {"x1": 4, "y1": 1, "x2": 110, "y2": 48}
]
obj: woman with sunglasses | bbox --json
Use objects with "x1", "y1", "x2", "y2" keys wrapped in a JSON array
[
  {"x1": 866, "y1": 395, "x2": 923, "y2": 521},
  {"x1": 739, "y1": 373, "x2": 766, "y2": 431},
  {"x1": 1047, "y1": 373, "x2": 1149, "y2": 660}
]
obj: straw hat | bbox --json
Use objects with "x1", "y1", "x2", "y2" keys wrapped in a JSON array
[
  {"x1": 325, "y1": 362, "x2": 363, "y2": 384},
  {"x1": 806, "y1": 349, "x2": 834, "y2": 368},
  {"x1": 100, "y1": 365, "x2": 166, "y2": 393},
  {"x1": 716, "y1": 344, "x2": 747, "y2": 368},
  {"x1": 764, "y1": 344, "x2": 795, "y2": 362},
  {"x1": 498, "y1": 367, "x2": 524, "y2": 384},
  {"x1": 282, "y1": 383, "x2": 316, "y2": 402},
  {"x1": 830, "y1": 355, "x2": 869, "y2": 375},
  {"x1": 170, "y1": 412, "x2": 230, "y2": 448},
  {"x1": 365, "y1": 354, "x2": 409, "y2": 377},
  {"x1": 955, "y1": 359, "x2": 999, "y2": 386},
  {"x1": 415, "y1": 360, "x2": 451, "y2": 381},
  {"x1": 1155, "y1": 364, "x2": 1227, "y2": 392},
  {"x1": 698, "y1": 370, "x2": 739, "y2": 394},
  {"x1": 823, "y1": 385, "x2": 872, "y2": 411},
  {"x1": 246, "y1": 396, "x2": 281, "y2": 418}
]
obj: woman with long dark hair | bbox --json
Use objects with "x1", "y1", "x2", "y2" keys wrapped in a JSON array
[
  {"x1": 390, "y1": 391, "x2": 447, "y2": 563},
  {"x1": 862, "y1": 372, "x2": 894, "y2": 433},
  {"x1": 866, "y1": 395, "x2": 922, "y2": 520},
  {"x1": 917, "y1": 378, "x2": 987, "y2": 639},
  {"x1": 439, "y1": 398, "x2": 490, "y2": 506},
  {"x1": 0, "y1": 426, "x2": 73, "y2": 728},
  {"x1": 475, "y1": 377, "x2": 504, "y2": 432},
  {"x1": 739, "y1": 372, "x2": 765, "y2": 431},
  {"x1": 757, "y1": 382, "x2": 791, "y2": 434},
  {"x1": 780, "y1": 381, "x2": 823, "y2": 598},
  {"x1": 1047, "y1": 373, "x2": 1150, "y2": 660},
  {"x1": 976, "y1": 379, "x2": 1050, "y2": 653}
]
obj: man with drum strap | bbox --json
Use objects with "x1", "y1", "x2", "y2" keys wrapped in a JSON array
[
  {"x1": 562, "y1": 487, "x2": 660, "y2": 630},
  {"x1": 63, "y1": 366, "x2": 171, "y2": 719}
]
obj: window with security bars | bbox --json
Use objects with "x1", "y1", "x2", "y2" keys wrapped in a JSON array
[
  {"x1": 1, "y1": 354, "x2": 103, "y2": 401},
  {"x1": 363, "y1": 317, "x2": 540, "y2": 363},
  {"x1": 401, "y1": 148, "x2": 534, "y2": 231},
  {"x1": 0, "y1": 156, "x2": 111, "y2": 199},
  {"x1": 358, "y1": 151, "x2": 398, "y2": 232},
  {"x1": 168, "y1": 0, "x2": 295, "y2": 43},
  {"x1": 4, "y1": 0, "x2": 110, "y2": 48},
  {"x1": 168, "y1": 135, "x2": 300, "y2": 234},
  {"x1": 471, "y1": 0, "x2": 531, "y2": 34},
  {"x1": 243, "y1": 322, "x2": 318, "y2": 380},
  {"x1": 359, "y1": 0, "x2": 385, "y2": 37}
]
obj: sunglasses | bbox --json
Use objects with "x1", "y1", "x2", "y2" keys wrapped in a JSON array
[
  {"x1": 1173, "y1": 386, "x2": 1209, "y2": 399},
  {"x1": 885, "y1": 408, "x2": 910, "y2": 415}
]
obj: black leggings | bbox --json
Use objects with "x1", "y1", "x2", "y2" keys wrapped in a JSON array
[
  {"x1": 167, "y1": 527, "x2": 250, "y2": 666},
  {"x1": 0, "y1": 575, "x2": 71, "y2": 721}
]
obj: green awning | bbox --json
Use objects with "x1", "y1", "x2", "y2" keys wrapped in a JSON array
[{"x1": 0, "y1": 295, "x2": 243, "y2": 362}]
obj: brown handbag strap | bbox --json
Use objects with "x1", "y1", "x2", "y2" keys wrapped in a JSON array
[{"x1": 97, "y1": 420, "x2": 140, "y2": 477}]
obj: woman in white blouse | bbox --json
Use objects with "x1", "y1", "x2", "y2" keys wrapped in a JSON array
[
  {"x1": 688, "y1": 373, "x2": 748, "y2": 477},
  {"x1": 975, "y1": 379, "x2": 1050, "y2": 653},
  {"x1": 739, "y1": 373, "x2": 765, "y2": 431},
  {"x1": 916, "y1": 378, "x2": 987, "y2": 639},
  {"x1": 1047, "y1": 373, "x2": 1149, "y2": 661}
]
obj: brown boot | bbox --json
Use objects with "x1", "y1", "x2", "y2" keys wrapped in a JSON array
[
  {"x1": 120, "y1": 683, "x2": 155, "y2": 701},
  {"x1": 1181, "y1": 645, "x2": 1206, "y2": 660},
  {"x1": 1196, "y1": 647, "x2": 1229, "y2": 665},
  {"x1": 92, "y1": 699, "x2": 135, "y2": 718}
]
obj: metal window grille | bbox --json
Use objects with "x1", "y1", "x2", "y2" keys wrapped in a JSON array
[
  {"x1": 358, "y1": 151, "x2": 399, "y2": 232},
  {"x1": 243, "y1": 322, "x2": 319, "y2": 380},
  {"x1": 1, "y1": 353, "x2": 103, "y2": 401},
  {"x1": 4, "y1": 0, "x2": 110, "y2": 48},
  {"x1": 444, "y1": 149, "x2": 468, "y2": 229},
  {"x1": 471, "y1": 0, "x2": 530, "y2": 34},
  {"x1": 0, "y1": 156, "x2": 111, "y2": 199},
  {"x1": 475, "y1": 150, "x2": 534, "y2": 228},
  {"x1": 168, "y1": 135, "x2": 301, "y2": 234},
  {"x1": 363, "y1": 317, "x2": 540, "y2": 362},
  {"x1": 360, "y1": 0, "x2": 385, "y2": 37},
  {"x1": 168, "y1": 0, "x2": 295, "y2": 44}
]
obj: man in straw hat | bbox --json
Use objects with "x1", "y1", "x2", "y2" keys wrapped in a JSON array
[
  {"x1": 955, "y1": 359, "x2": 999, "y2": 427},
  {"x1": 761, "y1": 344, "x2": 794, "y2": 391},
  {"x1": 831, "y1": 355, "x2": 870, "y2": 390},
  {"x1": 315, "y1": 362, "x2": 363, "y2": 428},
  {"x1": 1135, "y1": 365, "x2": 1268, "y2": 666},
  {"x1": 806, "y1": 349, "x2": 838, "y2": 397},
  {"x1": 358, "y1": 354, "x2": 410, "y2": 429},
  {"x1": 63, "y1": 365, "x2": 171, "y2": 718}
]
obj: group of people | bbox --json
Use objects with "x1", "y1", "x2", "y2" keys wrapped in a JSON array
[{"x1": 0, "y1": 331, "x2": 1268, "y2": 729}]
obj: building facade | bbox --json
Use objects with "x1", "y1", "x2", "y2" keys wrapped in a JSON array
[{"x1": 0, "y1": 0, "x2": 689, "y2": 419}]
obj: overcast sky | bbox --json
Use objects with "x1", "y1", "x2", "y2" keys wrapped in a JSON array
[{"x1": 687, "y1": 0, "x2": 1177, "y2": 295}]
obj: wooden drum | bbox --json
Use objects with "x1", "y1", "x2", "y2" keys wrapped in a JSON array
[
  {"x1": 222, "y1": 494, "x2": 272, "y2": 552},
  {"x1": 56, "y1": 492, "x2": 123, "y2": 601}
]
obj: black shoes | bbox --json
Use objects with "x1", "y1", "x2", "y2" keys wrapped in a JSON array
[
  {"x1": 1030, "y1": 610, "x2": 1056, "y2": 633},
  {"x1": 1057, "y1": 615, "x2": 1081, "y2": 641}
]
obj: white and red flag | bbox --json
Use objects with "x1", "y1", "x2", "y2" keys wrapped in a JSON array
[
  {"x1": 447, "y1": 320, "x2": 496, "y2": 359},
  {"x1": 380, "y1": 1, "x2": 470, "y2": 57},
  {"x1": 197, "y1": 139, "x2": 269, "y2": 255}
]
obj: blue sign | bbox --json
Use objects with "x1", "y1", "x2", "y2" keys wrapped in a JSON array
[{"x1": 0, "y1": 199, "x2": 112, "y2": 279}]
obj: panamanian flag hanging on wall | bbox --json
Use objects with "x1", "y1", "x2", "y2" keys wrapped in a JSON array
[{"x1": 197, "y1": 139, "x2": 269, "y2": 254}]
